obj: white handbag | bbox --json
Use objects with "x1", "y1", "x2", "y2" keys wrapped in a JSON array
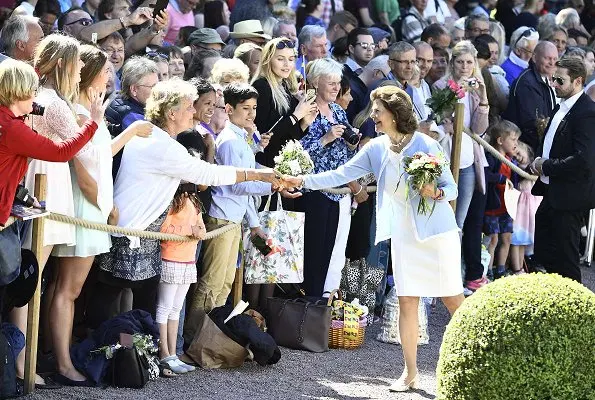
[{"x1": 243, "y1": 194, "x2": 305, "y2": 284}]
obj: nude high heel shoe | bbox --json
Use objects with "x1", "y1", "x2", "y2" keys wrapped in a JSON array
[{"x1": 388, "y1": 373, "x2": 418, "y2": 392}]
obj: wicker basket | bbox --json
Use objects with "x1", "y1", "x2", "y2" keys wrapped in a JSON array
[{"x1": 328, "y1": 291, "x2": 366, "y2": 349}]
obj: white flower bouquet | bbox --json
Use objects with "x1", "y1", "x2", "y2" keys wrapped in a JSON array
[
  {"x1": 401, "y1": 151, "x2": 449, "y2": 215},
  {"x1": 273, "y1": 140, "x2": 314, "y2": 176}
]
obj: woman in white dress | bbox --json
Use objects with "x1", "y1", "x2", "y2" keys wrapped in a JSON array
[
  {"x1": 284, "y1": 86, "x2": 465, "y2": 393},
  {"x1": 26, "y1": 37, "x2": 152, "y2": 386}
]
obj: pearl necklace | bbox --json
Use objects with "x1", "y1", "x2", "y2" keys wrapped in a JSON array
[{"x1": 390, "y1": 134, "x2": 409, "y2": 153}]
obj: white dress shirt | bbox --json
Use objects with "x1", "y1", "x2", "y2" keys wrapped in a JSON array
[{"x1": 540, "y1": 90, "x2": 583, "y2": 184}]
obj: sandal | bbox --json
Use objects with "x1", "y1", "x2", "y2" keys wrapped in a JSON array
[{"x1": 159, "y1": 362, "x2": 178, "y2": 378}]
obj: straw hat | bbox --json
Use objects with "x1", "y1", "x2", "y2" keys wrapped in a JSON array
[{"x1": 230, "y1": 20, "x2": 271, "y2": 41}]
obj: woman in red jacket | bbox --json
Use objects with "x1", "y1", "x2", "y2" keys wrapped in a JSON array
[{"x1": 0, "y1": 58, "x2": 102, "y2": 228}]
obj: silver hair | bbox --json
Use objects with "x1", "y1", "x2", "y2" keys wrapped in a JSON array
[
  {"x1": 298, "y1": 25, "x2": 326, "y2": 46},
  {"x1": 261, "y1": 17, "x2": 278, "y2": 38},
  {"x1": 510, "y1": 26, "x2": 539, "y2": 50},
  {"x1": 364, "y1": 55, "x2": 389, "y2": 72},
  {"x1": 273, "y1": 18, "x2": 294, "y2": 38},
  {"x1": 306, "y1": 57, "x2": 343, "y2": 88},
  {"x1": 121, "y1": 56, "x2": 159, "y2": 98},
  {"x1": 1, "y1": 15, "x2": 38, "y2": 57},
  {"x1": 388, "y1": 41, "x2": 415, "y2": 58},
  {"x1": 565, "y1": 46, "x2": 586, "y2": 60},
  {"x1": 465, "y1": 13, "x2": 489, "y2": 31},
  {"x1": 556, "y1": 8, "x2": 581, "y2": 30}
]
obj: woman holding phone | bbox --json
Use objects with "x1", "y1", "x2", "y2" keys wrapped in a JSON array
[{"x1": 252, "y1": 37, "x2": 318, "y2": 171}]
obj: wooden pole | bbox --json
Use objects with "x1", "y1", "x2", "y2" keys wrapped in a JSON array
[
  {"x1": 450, "y1": 103, "x2": 465, "y2": 210},
  {"x1": 232, "y1": 253, "x2": 243, "y2": 307},
  {"x1": 24, "y1": 174, "x2": 46, "y2": 394}
]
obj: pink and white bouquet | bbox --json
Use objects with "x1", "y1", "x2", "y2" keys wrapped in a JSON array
[
  {"x1": 401, "y1": 151, "x2": 449, "y2": 216},
  {"x1": 426, "y1": 79, "x2": 465, "y2": 124}
]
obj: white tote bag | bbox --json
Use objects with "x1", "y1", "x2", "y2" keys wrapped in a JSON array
[{"x1": 243, "y1": 194, "x2": 305, "y2": 284}]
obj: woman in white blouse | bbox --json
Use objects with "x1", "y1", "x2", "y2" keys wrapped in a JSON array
[
  {"x1": 283, "y1": 86, "x2": 465, "y2": 393},
  {"x1": 89, "y1": 79, "x2": 280, "y2": 337}
]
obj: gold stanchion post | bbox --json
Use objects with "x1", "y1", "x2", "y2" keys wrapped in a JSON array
[
  {"x1": 24, "y1": 174, "x2": 46, "y2": 394},
  {"x1": 450, "y1": 103, "x2": 465, "y2": 210},
  {"x1": 233, "y1": 253, "x2": 243, "y2": 307}
]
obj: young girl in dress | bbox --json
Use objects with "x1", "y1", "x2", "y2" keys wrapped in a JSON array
[
  {"x1": 157, "y1": 171, "x2": 207, "y2": 375},
  {"x1": 509, "y1": 141, "x2": 543, "y2": 273}
]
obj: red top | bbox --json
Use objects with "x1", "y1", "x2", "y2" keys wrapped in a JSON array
[
  {"x1": 485, "y1": 156, "x2": 512, "y2": 216},
  {"x1": 0, "y1": 105, "x2": 98, "y2": 225}
]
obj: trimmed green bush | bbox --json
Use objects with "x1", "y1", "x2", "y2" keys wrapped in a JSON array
[{"x1": 437, "y1": 273, "x2": 595, "y2": 400}]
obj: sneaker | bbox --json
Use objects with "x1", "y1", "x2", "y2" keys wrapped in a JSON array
[
  {"x1": 174, "y1": 357, "x2": 196, "y2": 372},
  {"x1": 493, "y1": 267, "x2": 507, "y2": 280},
  {"x1": 463, "y1": 287, "x2": 474, "y2": 297}
]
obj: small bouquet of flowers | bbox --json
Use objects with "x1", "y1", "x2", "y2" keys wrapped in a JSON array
[
  {"x1": 401, "y1": 151, "x2": 449, "y2": 216},
  {"x1": 426, "y1": 79, "x2": 465, "y2": 124},
  {"x1": 273, "y1": 140, "x2": 314, "y2": 176}
]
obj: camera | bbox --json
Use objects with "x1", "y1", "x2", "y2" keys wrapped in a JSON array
[
  {"x1": 14, "y1": 185, "x2": 35, "y2": 207},
  {"x1": 30, "y1": 102, "x2": 45, "y2": 116},
  {"x1": 342, "y1": 124, "x2": 360, "y2": 146}
]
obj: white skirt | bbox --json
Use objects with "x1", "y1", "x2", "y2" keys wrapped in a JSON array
[{"x1": 23, "y1": 159, "x2": 75, "y2": 249}]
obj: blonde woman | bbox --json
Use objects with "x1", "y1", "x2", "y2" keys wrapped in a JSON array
[
  {"x1": 252, "y1": 37, "x2": 317, "y2": 169},
  {"x1": 209, "y1": 57, "x2": 250, "y2": 86},
  {"x1": 234, "y1": 42, "x2": 262, "y2": 81},
  {"x1": 432, "y1": 40, "x2": 489, "y2": 230}
]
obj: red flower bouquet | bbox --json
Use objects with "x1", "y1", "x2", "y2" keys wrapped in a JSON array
[{"x1": 426, "y1": 79, "x2": 465, "y2": 125}]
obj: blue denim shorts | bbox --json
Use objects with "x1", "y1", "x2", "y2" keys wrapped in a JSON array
[{"x1": 483, "y1": 213, "x2": 513, "y2": 235}]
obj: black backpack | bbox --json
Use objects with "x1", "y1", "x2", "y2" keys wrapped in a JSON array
[
  {"x1": 391, "y1": 12, "x2": 418, "y2": 42},
  {"x1": 0, "y1": 332, "x2": 18, "y2": 399}
]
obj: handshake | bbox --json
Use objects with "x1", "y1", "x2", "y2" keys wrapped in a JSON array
[{"x1": 258, "y1": 169, "x2": 305, "y2": 199}]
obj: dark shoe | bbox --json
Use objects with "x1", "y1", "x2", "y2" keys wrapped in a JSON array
[
  {"x1": 16, "y1": 375, "x2": 63, "y2": 390},
  {"x1": 53, "y1": 373, "x2": 94, "y2": 387}
]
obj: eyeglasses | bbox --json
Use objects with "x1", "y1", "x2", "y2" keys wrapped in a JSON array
[
  {"x1": 514, "y1": 27, "x2": 536, "y2": 48},
  {"x1": 552, "y1": 76, "x2": 565, "y2": 85},
  {"x1": 103, "y1": 47, "x2": 125, "y2": 55},
  {"x1": 356, "y1": 42, "x2": 377, "y2": 50},
  {"x1": 146, "y1": 51, "x2": 169, "y2": 61},
  {"x1": 390, "y1": 58, "x2": 417, "y2": 66},
  {"x1": 276, "y1": 40, "x2": 295, "y2": 49},
  {"x1": 65, "y1": 17, "x2": 93, "y2": 26}
]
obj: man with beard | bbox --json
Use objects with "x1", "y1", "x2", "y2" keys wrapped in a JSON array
[{"x1": 531, "y1": 57, "x2": 595, "y2": 283}]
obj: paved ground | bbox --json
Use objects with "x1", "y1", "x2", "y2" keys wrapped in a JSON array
[{"x1": 26, "y1": 266, "x2": 595, "y2": 400}]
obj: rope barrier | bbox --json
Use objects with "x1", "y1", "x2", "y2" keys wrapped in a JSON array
[
  {"x1": 465, "y1": 128, "x2": 538, "y2": 181},
  {"x1": 46, "y1": 213, "x2": 238, "y2": 242},
  {"x1": 42, "y1": 131, "x2": 535, "y2": 237}
]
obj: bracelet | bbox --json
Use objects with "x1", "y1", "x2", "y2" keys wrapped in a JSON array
[
  {"x1": 479, "y1": 102, "x2": 489, "y2": 107},
  {"x1": 353, "y1": 186, "x2": 364, "y2": 196},
  {"x1": 244, "y1": 170, "x2": 248, "y2": 182},
  {"x1": 119, "y1": 17, "x2": 127, "y2": 29},
  {"x1": 289, "y1": 114, "x2": 298, "y2": 124},
  {"x1": 433, "y1": 188, "x2": 444, "y2": 200}
]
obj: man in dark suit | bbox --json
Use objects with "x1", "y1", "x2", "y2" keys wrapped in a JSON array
[
  {"x1": 503, "y1": 41, "x2": 558, "y2": 153},
  {"x1": 531, "y1": 57, "x2": 595, "y2": 283},
  {"x1": 343, "y1": 27, "x2": 374, "y2": 122}
]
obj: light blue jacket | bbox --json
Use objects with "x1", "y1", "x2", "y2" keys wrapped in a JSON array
[{"x1": 304, "y1": 132, "x2": 459, "y2": 243}]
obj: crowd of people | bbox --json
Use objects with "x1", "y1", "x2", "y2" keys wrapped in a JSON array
[{"x1": 0, "y1": 0, "x2": 594, "y2": 395}]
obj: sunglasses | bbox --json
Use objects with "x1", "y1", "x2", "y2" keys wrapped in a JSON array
[
  {"x1": 146, "y1": 51, "x2": 169, "y2": 61},
  {"x1": 514, "y1": 28, "x2": 536, "y2": 48},
  {"x1": 65, "y1": 17, "x2": 93, "y2": 26},
  {"x1": 552, "y1": 76, "x2": 565, "y2": 85},
  {"x1": 276, "y1": 40, "x2": 295, "y2": 49},
  {"x1": 356, "y1": 42, "x2": 377, "y2": 50}
]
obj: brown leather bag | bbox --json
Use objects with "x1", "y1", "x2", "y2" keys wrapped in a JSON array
[{"x1": 266, "y1": 294, "x2": 334, "y2": 353}]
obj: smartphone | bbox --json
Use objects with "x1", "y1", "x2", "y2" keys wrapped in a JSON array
[
  {"x1": 152, "y1": 0, "x2": 168, "y2": 18},
  {"x1": 306, "y1": 88, "x2": 316, "y2": 103},
  {"x1": 251, "y1": 235, "x2": 272, "y2": 256}
]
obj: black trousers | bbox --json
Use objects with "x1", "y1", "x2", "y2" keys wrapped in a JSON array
[
  {"x1": 86, "y1": 272, "x2": 160, "y2": 329},
  {"x1": 462, "y1": 190, "x2": 488, "y2": 281},
  {"x1": 534, "y1": 194, "x2": 582, "y2": 283},
  {"x1": 294, "y1": 191, "x2": 339, "y2": 297}
]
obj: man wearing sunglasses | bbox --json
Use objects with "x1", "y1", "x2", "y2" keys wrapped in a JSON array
[
  {"x1": 530, "y1": 57, "x2": 595, "y2": 284},
  {"x1": 501, "y1": 26, "x2": 540, "y2": 85},
  {"x1": 344, "y1": 27, "x2": 375, "y2": 121}
]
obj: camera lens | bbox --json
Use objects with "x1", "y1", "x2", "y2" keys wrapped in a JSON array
[{"x1": 342, "y1": 126, "x2": 359, "y2": 146}]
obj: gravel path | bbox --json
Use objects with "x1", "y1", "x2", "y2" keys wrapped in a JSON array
[{"x1": 25, "y1": 266, "x2": 595, "y2": 400}]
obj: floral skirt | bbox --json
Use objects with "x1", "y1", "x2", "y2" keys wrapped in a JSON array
[{"x1": 97, "y1": 211, "x2": 168, "y2": 281}]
